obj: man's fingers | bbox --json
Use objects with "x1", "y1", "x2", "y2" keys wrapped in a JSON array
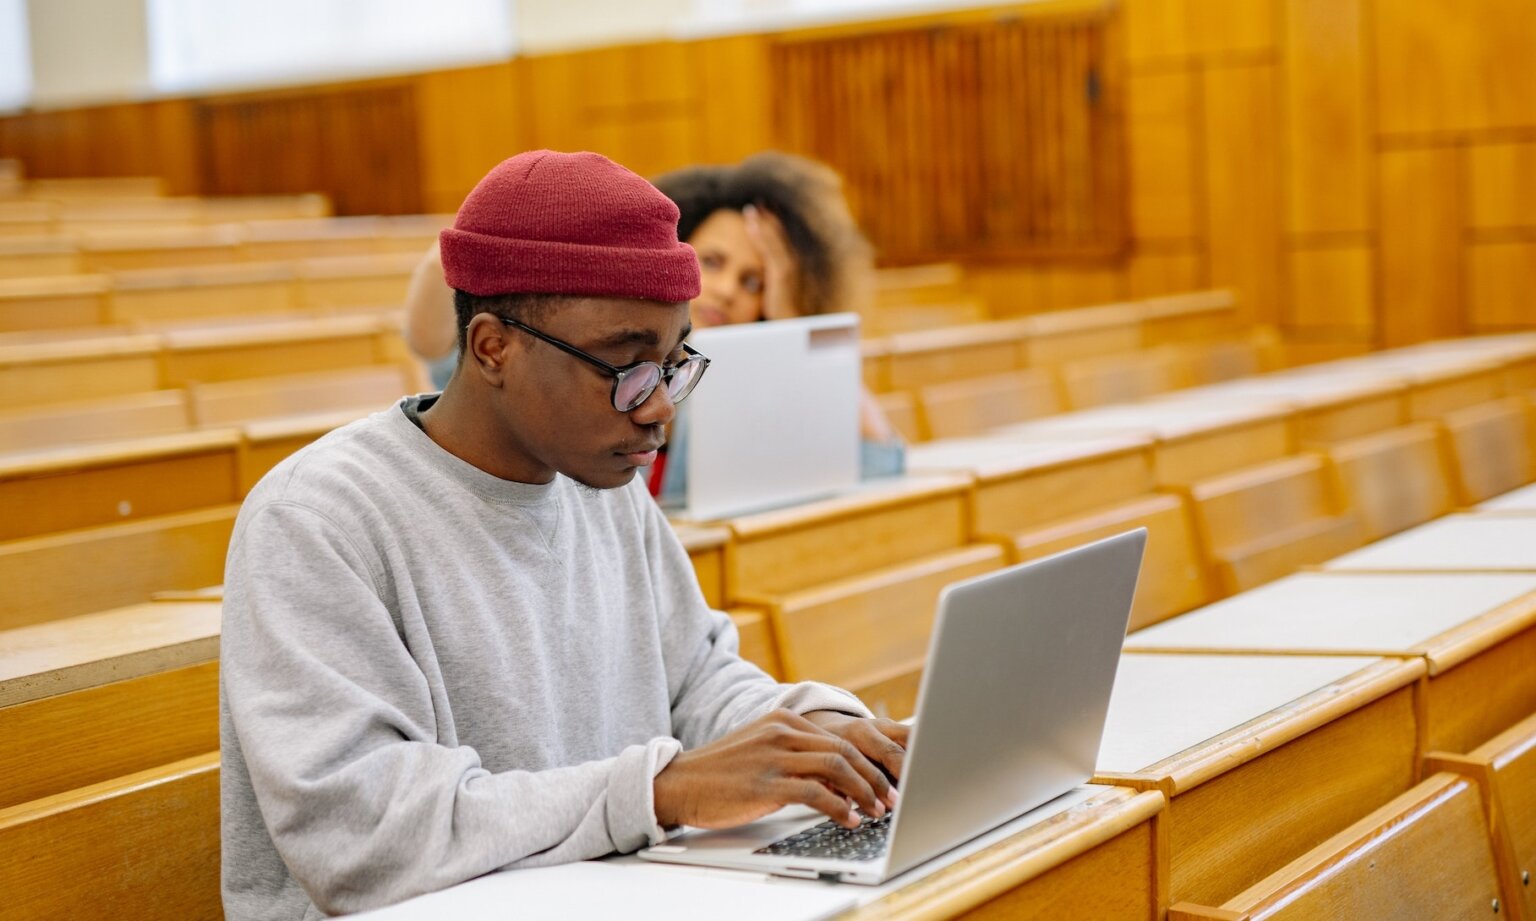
[
  {"x1": 776, "y1": 779, "x2": 859, "y2": 829},
  {"x1": 783, "y1": 751, "x2": 883, "y2": 818},
  {"x1": 774, "y1": 722, "x2": 894, "y2": 806}
]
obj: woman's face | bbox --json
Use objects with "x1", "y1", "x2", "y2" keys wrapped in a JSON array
[{"x1": 687, "y1": 209, "x2": 765, "y2": 328}]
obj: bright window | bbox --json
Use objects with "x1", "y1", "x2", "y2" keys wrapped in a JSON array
[
  {"x1": 146, "y1": 0, "x2": 517, "y2": 94},
  {"x1": 0, "y1": 0, "x2": 32, "y2": 112}
]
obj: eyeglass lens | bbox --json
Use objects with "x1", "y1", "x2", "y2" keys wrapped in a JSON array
[{"x1": 613, "y1": 357, "x2": 705, "y2": 411}]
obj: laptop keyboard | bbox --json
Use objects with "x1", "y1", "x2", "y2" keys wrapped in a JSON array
[{"x1": 754, "y1": 812, "x2": 892, "y2": 862}]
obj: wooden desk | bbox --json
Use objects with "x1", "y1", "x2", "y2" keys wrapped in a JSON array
[
  {"x1": 670, "y1": 523, "x2": 730, "y2": 609},
  {"x1": 1137, "y1": 290, "x2": 1238, "y2": 345},
  {"x1": 0, "y1": 333, "x2": 160, "y2": 407},
  {"x1": 238, "y1": 410, "x2": 369, "y2": 493},
  {"x1": 295, "y1": 251, "x2": 418, "y2": 308},
  {"x1": 1095, "y1": 653, "x2": 1424, "y2": 907},
  {"x1": 1477, "y1": 482, "x2": 1536, "y2": 513},
  {"x1": 1021, "y1": 303, "x2": 1142, "y2": 366},
  {"x1": 0, "y1": 602, "x2": 220, "y2": 806},
  {"x1": 1127, "y1": 572, "x2": 1536, "y2": 754},
  {"x1": 906, "y1": 433, "x2": 1210, "y2": 628},
  {"x1": 1151, "y1": 371, "x2": 1410, "y2": 446},
  {"x1": 159, "y1": 315, "x2": 388, "y2": 386},
  {"x1": 0, "y1": 430, "x2": 242, "y2": 541},
  {"x1": 884, "y1": 320, "x2": 1031, "y2": 391},
  {"x1": 0, "y1": 236, "x2": 81, "y2": 280},
  {"x1": 996, "y1": 401, "x2": 1297, "y2": 486},
  {"x1": 718, "y1": 474, "x2": 975, "y2": 597},
  {"x1": 108, "y1": 260, "x2": 296, "y2": 323},
  {"x1": 1323, "y1": 514, "x2": 1536, "y2": 573}
]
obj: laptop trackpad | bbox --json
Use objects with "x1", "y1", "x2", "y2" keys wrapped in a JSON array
[{"x1": 660, "y1": 805, "x2": 822, "y2": 852}]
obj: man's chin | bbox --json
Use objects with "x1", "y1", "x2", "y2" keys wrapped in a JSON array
[{"x1": 566, "y1": 467, "x2": 637, "y2": 492}]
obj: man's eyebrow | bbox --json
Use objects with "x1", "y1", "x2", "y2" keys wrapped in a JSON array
[{"x1": 589, "y1": 328, "x2": 661, "y2": 350}]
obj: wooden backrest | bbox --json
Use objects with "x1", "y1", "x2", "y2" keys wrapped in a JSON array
[
  {"x1": 0, "y1": 603, "x2": 220, "y2": 807},
  {"x1": 160, "y1": 315, "x2": 388, "y2": 386},
  {"x1": 918, "y1": 369, "x2": 1064, "y2": 440},
  {"x1": 1327, "y1": 423, "x2": 1455, "y2": 541},
  {"x1": 0, "y1": 334, "x2": 161, "y2": 408},
  {"x1": 0, "y1": 275, "x2": 110, "y2": 332},
  {"x1": 0, "y1": 390, "x2": 192, "y2": 454},
  {"x1": 295, "y1": 251, "x2": 418, "y2": 308},
  {"x1": 728, "y1": 607, "x2": 782, "y2": 679},
  {"x1": 190, "y1": 365, "x2": 412, "y2": 427},
  {"x1": 0, "y1": 236, "x2": 80, "y2": 279},
  {"x1": 1015, "y1": 491, "x2": 1212, "y2": 630},
  {"x1": 1427, "y1": 711, "x2": 1536, "y2": 921},
  {"x1": 108, "y1": 261, "x2": 297, "y2": 324},
  {"x1": 1190, "y1": 454, "x2": 1364, "y2": 593},
  {"x1": 79, "y1": 226, "x2": 245, "y2": 273},
  {"x1": 1062, "y1": 350, "x2": 1178, "y2": 409},
  {"x1": 885, "y1": 320, "x2": 1031, "y2": 390},
  {"x1": 865, "y1": 299, "x2": 989, "y2": 335},
  {"x1": 0, "y1": 431, "x2": 241, "y2": 542},
  {"x1": 241, "y1": 216, "x2": 384, "y2": 261},
  {"x1": 0, "y1": 753, "x2": 221, "y2": 921},
  {"x1": 1442, "y1": 397, "x2": 1536, "y2": 505},
  {"x1": 1178, "y1": 339, "x2": 1264, "y2": 387},
  {"x1": 1137, "y1": 290, "x2": 1240, "y2": 345},
  {"x1": 0, "y1": 506, "x2": 238, "y2": 628},
  {"x1": 1022, "y1": 303, "x2": 1142, "y2": 365},
  {"x1": 25, "y1": 176, "x2": 165, "y2": 199},
  {"x1": 1170, "y1": 774, "x2": 1505, "y2": 921},
  {"x1": 874, "y1": 390, "x2": 927, "y2": 444},
  {"x1": 873, "y1": 262, "x2": 967, "y2": 307}
]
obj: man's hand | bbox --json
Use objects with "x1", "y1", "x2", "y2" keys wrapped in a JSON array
[{"x1": 653, "y1": 709, "x2": 906, "y2": 832}]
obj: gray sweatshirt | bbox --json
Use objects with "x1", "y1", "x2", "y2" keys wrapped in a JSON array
[{"x1": 220, "y1": 397, "x2": 868, "y2": 920}]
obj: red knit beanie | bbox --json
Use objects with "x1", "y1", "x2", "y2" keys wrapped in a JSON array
[{"x1": 440, "y1": 150, "x2": 700, "y2": 302}]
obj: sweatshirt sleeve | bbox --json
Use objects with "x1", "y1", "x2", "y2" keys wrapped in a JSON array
[
  {"x1": 634, "y1": 487, "x2": 871, "y2": 751},
  {"x1": 222, "y1": 500, "x2": 682, "y2": 916}
]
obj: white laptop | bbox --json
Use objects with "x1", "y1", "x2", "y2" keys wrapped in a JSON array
[
  {"x1": 639, "y1": 529, "x2": 1146, "y2": 884},
  {"x1": 672, "y1": 313, "x2": 862, "y2": 520}
]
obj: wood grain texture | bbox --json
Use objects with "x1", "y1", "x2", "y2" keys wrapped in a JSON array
[
  {"x1": 1406, "y1": 367, "x2": 1503, "y2": 422},
  {"x1": 1424, "y1": 623, "x2": 1536, "y2": 755},
  {"x1": 0, "y1": 753, "x2": 222, "y2": 921},
  {"x1": 1285, "y1": 247, "x2": 1374, "y2": 335},
  {"x1": 1196, "y1": 775, "x2": 1503, "y2": 921},
  {"x1": 727, "y1": 608, "x2": 781, "y2": 679},
  {"x1": 0, "y1": 506, "x2": 236, "y2": 628},
  {"x1": 1467, "y1": 142, "x2": 1536, "y2": 231},
  {"x1": 1282, "y1": 0, "x2": 1370, "y2": 236},
  {"x1": 1153, "y1": 417, "x2": 1294, "y2": 487},
  {"x1": 1436, "y1": 712, "x2": 1536, "y2": 921},
  {"x1": 845, "y1": 787, "x2": 1165, "y2": 921},
  {"x1": 1202, "y1": 62, "x2": 1283, "y2": 328},
  {"x1": 0, "y1": 662, "x2": 218, "y2": 809},
  {"x1": 918, "y1": 369, "x2": 1065, "y2": 440},
  {"x1": 1377, "y1": 148, "x2": 1463, "y2": 346},
  {"x1": 189, "y1": 366, "x2": 410, "y2": 427},
  {"x1": 1467, "y1": 243, "x2": 1536, "y2": 332},
  {"x1": 0, "y1": 390, "x2": 192, "y2": 454},
  {"x1": 1127, "y1": 70, "x2": 1201, "y2": 241}
]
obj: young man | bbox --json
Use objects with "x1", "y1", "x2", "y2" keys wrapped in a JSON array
[{"x1": 220, "y1": 151, "x2": 908, "y2": 920}]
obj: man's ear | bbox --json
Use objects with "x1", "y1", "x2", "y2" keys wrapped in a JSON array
[{"x1": 465, "y1": 313, "x2": 513, "y2": 386}]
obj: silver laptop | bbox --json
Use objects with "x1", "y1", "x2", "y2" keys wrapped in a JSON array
[
  {"x1": 674, "y1": 313, "x2": 862, "y2": 520},
  {"x1": 639, "y1": 529, "x2": 1146, "y2": 884}
]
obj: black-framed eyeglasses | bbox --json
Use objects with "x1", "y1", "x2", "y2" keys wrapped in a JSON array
[{"x1": 497, "y1": 315, "x2": 711, "y2": 412}]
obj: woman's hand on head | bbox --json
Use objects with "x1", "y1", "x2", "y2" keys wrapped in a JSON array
[{"x1": 743, "y1": 204, "x2": 800, "y2": 321}]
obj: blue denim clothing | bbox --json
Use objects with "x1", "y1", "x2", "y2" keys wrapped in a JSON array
[{"x1": 426, "y1": 352, "x2": 458, "y2": 391}]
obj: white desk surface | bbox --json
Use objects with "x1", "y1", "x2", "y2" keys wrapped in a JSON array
[
  {"x1": 350, "y1": 786, "x2": 1113, "y2": 920},
  {"x1": 1125, "y1": 572, "x2": 1536, "y2": 654},
  {"x1": 1150, "y1": 371, "x2": 1407, "y2": 410},
  {"x1": 1095, "y1": 653, "x2": 1381, "y2": 775},
  {"x1": 1476, "y1": 483, "x2": 1536, "y2": 513},
  {"x1": 993, "y1": 399, "x2": 1290, "y2": 441},
  {"x1": 1322, "y1": 515, "x2": 1536, "y2": 572}
]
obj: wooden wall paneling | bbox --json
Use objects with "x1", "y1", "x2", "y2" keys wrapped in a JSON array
[
  {"x1": 1467, "y1": 142, "x2": 1536, "y2": 230},
  {"x1": 195, "y1": 82, "x2": 424, "y2": 215},
  {"x1": 1183, "y1": 0, "x2": 1277, "y2": 58},
  {"x1": 1127, "y1": 246, "x2": 1204, "y2": 298},
  {"x1": 1127, "y1": 69, "x2": 1201, "y2": 241},
  {"x1": 413, "y1": 62, "x2": 526, "y2": 214},
  {"x1": 1282, "y1": 0, "x2": 1370, "y2": 236},
  {"x1": 1123, "y1": 0, "x2": 1190, "y2": 67},
  {"x1": 694, "y1": 35, "x2": 773, "y2": 164},
  {"x1": 1374, "y1": 0, "x2": 1536, "y2": 137},
  {"x1": 1202, "y1": 62, "x2": 1283, "y2": 327},
  {"x1": 1466, "y1": 243, "x2": 1536, "y2": 331},
  {"x1": 1377, "y1": 147, "x2": 1464, "y2": 345},
  {"x1": 1286, "y1": 246, "x2": 1375, "y2": 335}
]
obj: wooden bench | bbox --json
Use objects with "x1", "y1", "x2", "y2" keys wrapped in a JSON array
[
  {"x1": 1126, "y1": 571, "x2": 1536, "y2": 755},
  {"x1": 1428, "y1": 711, "x2": 1536, "y2": 921},
  {"x1": 1137, "y1": 290, "x2": 1240, "y2": 345},
  {"x1": 1441, "y1": 397, "x2": 1536, "y2": 505},
  {"x1": 1061, "y1": 349, "x2": 1179, "y2": 409},
  {"x1": 0, "y1": 235, "x2": 80, "y2": 279},
  {"x1": 1168, "y1": 774, "x2": 1505, "y2": 921},
  {"x1": 672, "y1": 523, "x2": 730, "y2": 610},
  {"x1": 0, "y1": 431, "x2": 242, "y2": 541},
  {"x1": 1096, "y1": 653, "x2": 1425, "y2": 907},
  {"x1": 296, "y1": 251, "x2": 418, "y2": 309},
  {"x1": 159, "y1": 315, "x2": 395, "y2": 386},
  {"x1": 1021, "y1": 303, "x2": 1143, "y2": 366},
  {"x1": 884, "y1": 321, "x2": 1031, "y2": 391},
  {"x1": 1188, "y1": 454, "x2": 1364, "y2": 594},
  {"x1": 189, "y1": 365, "x2": 412, "y2": 427},
  {"x1": 0, "y1": 390, "x2": 192, "y2": 454},
  {"x1": 727, "y1": 607, "x2": 782, "y2": 679},
  {"x1": 0, "y1": 275, "x2": 110, "y2": 332},
  {"x1": 108, "y1": 261, "x2": 297, "y2": 324},
  {"x1": 872, "y1": 262, "x2": 969, "y2": 307},
  {"x1": 79, "y1": 225, "x2": 245, "y2": 273},
  {"x1": 0, "y1": 753, "x2": 221, "y2": 921},
  {"x1": 1168, "y1": 371, "x2": 1408, "y2": 447},
  {"x1": 906, "y1": 434, "x2": 1210, "y2": 629},
  {"x1": 24, "y1": 176, "x2": 165, "y2": 199},
  {"x1": 916, "y1": 369, "x2": 1063, "y2": 440},
  {"x1": 0, "y1": 601, "x2": 221, "y2": 805},
  {"x1": 865, "y1": 299, "x2": 989, "y2": 336},
  {"x1": 242, "y1": 216, "x2": 386, "y2": 261},
  {"x1": 0, "y1": 331, "x2": 160, "y2": 405},
  {"x1": 1324, "y1": 515, "x2": 1536, "y2": 575},
  {"x1": 0, "y1": 506, "x2": 238, "y2": 627},
  {"x1": 1325, "y1": 423, "x2": 1455, "y2": 541},
  {"x1": 873, "y1": 390, "x2": 926, "y2": 443}
]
